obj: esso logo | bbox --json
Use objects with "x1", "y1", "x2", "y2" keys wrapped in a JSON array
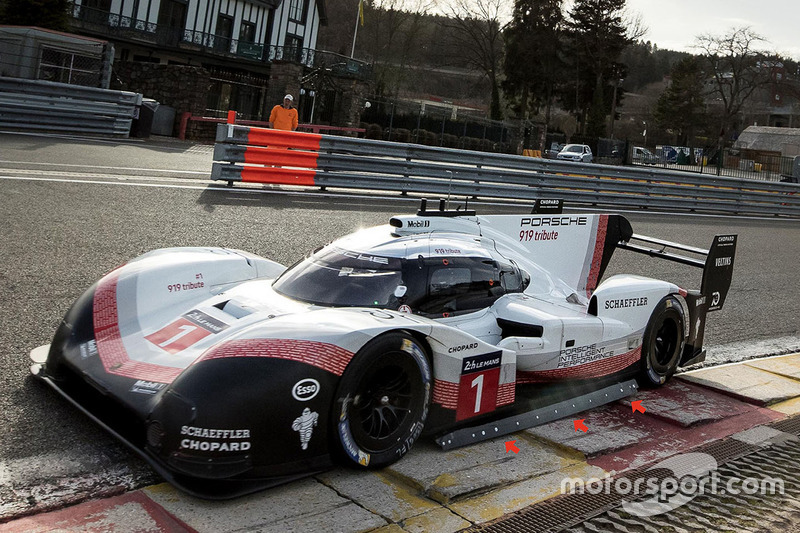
[{"x1": 292, "y1": 378, "x2": 320, "y2": 401}]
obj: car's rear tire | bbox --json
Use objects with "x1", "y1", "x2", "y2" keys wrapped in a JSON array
[
  {"x1": 331, "y1": 332, "x2": 431, "y2": 469},
  {"x1": 639, "y1": 295, "x2": 685, "y2": 387}
]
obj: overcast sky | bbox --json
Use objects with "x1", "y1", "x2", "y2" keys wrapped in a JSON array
[{"x1": 627, "y1": 0, "x2": 800, "y2": 60}]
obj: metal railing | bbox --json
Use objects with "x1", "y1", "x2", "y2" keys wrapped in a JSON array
[
  {"x1": 631, "y1": 145, "x2": 797, "y2": 182},
  {"x1": 0, "y1": 77, "x2": 142, "y2": 137},
  {"x1": 69, "y1": 4, "x2": 371, "y2": 78},
  {"x1": 177, "y1": 111, "x2": 364, "y2": 140},
  {"x1": 210, "y1": 124, "x2": 800, "y2": 218}
]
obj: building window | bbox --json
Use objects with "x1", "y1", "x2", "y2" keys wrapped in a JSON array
[
  {"x1": 79, "y1": 0, "x2": 111, "y2": 24},
  {"x1": 283, "y1": 34, "x2": 303, "y2": 62},
  {"x1": 239, "y1": 21, "x2": 256, "y2": 43},
  {"x1": 288, "y1": 0, "x2": 308, "y2": 23},
  {"x1": 237, "y1": 21, "x2": 263, "y2": 59},
  {"x1": 38, "y1": 46, "x2": 102, "y2": 87},
  {"x1": 214, "y1": 15, "x2": 234, "y2": 52},
  {"x1": 157, "y1": 0, "x2": 187, "y2": 46}
]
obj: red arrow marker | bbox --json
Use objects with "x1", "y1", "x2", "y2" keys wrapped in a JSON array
[
  {"x1": 574, "y1": 419, "x2": 588, "y2": 432},
  {"x1": 505, "y1": 440, "x2": 520, "y2": 454},
  {"x1": 632, "y1": 400, "x2": 646, "y2": 414}
]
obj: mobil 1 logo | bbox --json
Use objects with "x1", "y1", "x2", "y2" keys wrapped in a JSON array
[{"x1": 456, "y1": 351, "x2": 502, "y2": 422}]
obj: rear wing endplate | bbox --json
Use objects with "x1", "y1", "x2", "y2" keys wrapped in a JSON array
[{"x1": 618, "y1": 233, "x2": 737, "y2": 367}]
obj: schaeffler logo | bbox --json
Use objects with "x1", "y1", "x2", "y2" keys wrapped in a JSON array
[{"x1": 561, "y1": 452, "x2": 784, "y2": 517}]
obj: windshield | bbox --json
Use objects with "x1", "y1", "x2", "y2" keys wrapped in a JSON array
[
  {"x1": 273, "y1": 246, "x2": 404, "y2": 307},
  {"x1": 564, "y1": 145, "x2": 582, "y2": 153},
  {"x1": 274, "y1": 244, "x2": 531, "y2": 316}
]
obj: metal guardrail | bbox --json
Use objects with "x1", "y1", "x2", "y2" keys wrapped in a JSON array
[
  {"x1": 211, "y1": 124, "x2": 800, "y2": 218},
  {"x1": 0, "y1": 77, "x2": 142, "y2": 137}
]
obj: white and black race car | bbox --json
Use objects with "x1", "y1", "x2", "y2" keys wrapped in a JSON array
[{"x1": 30, "y1": 200, "x2": 736, "y2": 498}]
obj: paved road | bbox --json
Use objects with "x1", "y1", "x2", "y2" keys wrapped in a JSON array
[
  {"x1": 0, "y1": 131, "x2": 213, "y2": 177},
  {"x1": 0, "y1": 132, "x2": 798, "y2": 518}
]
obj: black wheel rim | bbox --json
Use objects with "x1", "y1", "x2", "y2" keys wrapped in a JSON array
[
  {"x1": 350, "y1": 361, "x2": 416, "y2": 451},
  {"x1": 653, "y1": 316, "x2": 679, "y2": 368}
]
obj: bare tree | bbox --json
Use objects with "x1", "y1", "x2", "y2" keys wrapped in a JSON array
[
  {"x1": 694, "y1": 27, "x2": 771, "y2": 152},
  {"x1": 361, "y1": 0, "x2": 437, "y2": 97},
  {"x1": 318, "y1": 0, "x2": 439, "y2": 98},
  {"x1": 440, "y1": 0, "x2": 511, "y2": 119},
  {"x1": 364, "y1": 0, "x2": 437, "y2": 65},
  {"x1": 623, "y1": 9, "x2": 648, "y2": 43}
]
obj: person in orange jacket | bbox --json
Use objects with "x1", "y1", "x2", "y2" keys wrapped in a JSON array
[{"x1": 268, "y1": 94, "x2": 299, "y2": 131}]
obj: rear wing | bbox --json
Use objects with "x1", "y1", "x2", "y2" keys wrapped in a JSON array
[
  {"x1": 617, "y1": 233, "x2": 737, "y2": 312},
  {"x1": 618, "y1": 233, "x2": 737, "y2": 367}
]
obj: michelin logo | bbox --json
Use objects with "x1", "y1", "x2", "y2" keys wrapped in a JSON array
[{"x1": 292, "y1": 407, "x2": 319, "y2": 450}]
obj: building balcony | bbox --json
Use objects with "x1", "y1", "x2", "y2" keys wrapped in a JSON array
[{"x1": 69, "y1": 4, "x2": 371, "y2": 79}]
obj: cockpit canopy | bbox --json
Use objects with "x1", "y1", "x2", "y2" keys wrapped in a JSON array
[{"x1": 273, "y1": 244, "x2": 530, "y2": 317}]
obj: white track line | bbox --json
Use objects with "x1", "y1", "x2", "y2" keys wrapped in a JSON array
[{"x1": 0, "y1": 160, "x2": 208, "y2": 174}]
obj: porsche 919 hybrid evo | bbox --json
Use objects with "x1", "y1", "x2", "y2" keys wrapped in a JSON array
[{"x1": 30, "y1": 200, "x2": 736, "y2": 498}]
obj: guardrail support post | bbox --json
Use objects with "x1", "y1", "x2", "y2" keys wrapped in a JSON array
[
  {"x1": 227, "y1": 110, "x2": 237, "y2": 124},
  {"x1": 178, "y1": 112, "x2": 191, "y2": 141}
]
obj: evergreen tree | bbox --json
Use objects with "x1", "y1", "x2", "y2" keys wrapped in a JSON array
[
  {"x1": 654, "y1": 56, "x2": 707, "y2": 145},
  {"x1": 502, "y1": 0, "x2": 564, "y2": 127},
  {"x1": 0, "y1": 0, "x2": 72, "y2": 31},
  {"x1": 564, "y1": 0, "x2": 631, "y2": 135}
]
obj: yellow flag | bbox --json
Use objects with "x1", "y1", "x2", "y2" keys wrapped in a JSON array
[{"x1": 358, "y1": 0, "x2": 364, "y2": 26}]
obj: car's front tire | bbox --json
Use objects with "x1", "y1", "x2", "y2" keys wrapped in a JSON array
[
  {"x1": 639, "y1": 295, "x2": 686, "y2": 387},
  {"x1": 331, "y1": 332, "x2": 431, "y2": 469}
]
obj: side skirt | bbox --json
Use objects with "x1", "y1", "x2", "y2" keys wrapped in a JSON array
[{"x1": 435, "y1": 379, "x2": 639, "y2": 450}]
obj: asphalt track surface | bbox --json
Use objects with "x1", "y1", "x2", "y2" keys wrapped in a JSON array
[{"x1": 0, "y1": 132, "x2": 798, "y2": 515}]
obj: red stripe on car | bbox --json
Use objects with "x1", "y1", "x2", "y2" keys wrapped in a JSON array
[
  {"x1": 434, "y1": 379, "x2": 516, "y2": 409},
  {"x1": 585, "y1": 214, "x2": 609, "y2": 295},
  {"x1": 496, "y1": 382, "x2": 515, "y2": 406},
  {"x1": 433, "y1": 379, "x2": 459, "y2": 409},
  {"x1": 198, "y1": 338, "x2": 354, "y2": 376},
  {"x1": 93, "y1": 271, "x2": 353, "y2": 383},
  {"x1": 94, "y1": 270, "x2": 184, "y2": 383}
]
